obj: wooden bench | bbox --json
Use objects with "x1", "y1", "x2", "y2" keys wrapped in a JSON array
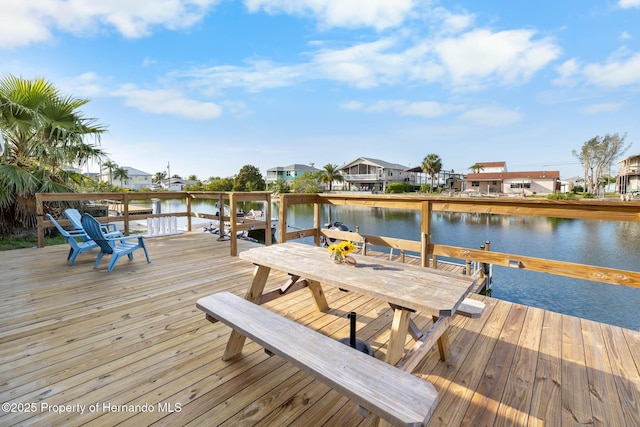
[{"x1": 197, "y1": 292, "x2": 438, "y2": 427}]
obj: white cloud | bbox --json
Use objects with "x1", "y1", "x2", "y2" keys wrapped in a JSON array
[
  {"x1": 243, "y1": 0, "x2": 415, "y2": 30},
  {"x1": 618, "y1": 0, "x2": 640, "y2": 8},
  {"x1": 583, "y1": 52, "x2": 640, "y2": 87},
  {"x1": 183, "y1": 24, "x2": 559, "y2": 94},
  {"x1": 458, "y1": 107, "x2": 522, "y2": 127},
  {"x1": 0, "y1": 0, "x2": 221, "y2": 48},
  {"x1": 180, "y1": 59, "x2": 305, "y2": 93},
  {"x1": 114, "y1": 85, "x2": 223, "y2": 119},
  {"x1": 434, "y1": 29, "x2": 561, "y2": 90},
  {"x1": 580, "y1": 103, "x2": 624, "y2": 114},
  {"x1": 553, "y1": 58, "x2": 580, "y2": 86},
  {"x1": 343, "y1": 99, "x2": 459, "y2": 118},
  {"x1": 429, "y1": 7, "x2": 475, "y2": 34}
]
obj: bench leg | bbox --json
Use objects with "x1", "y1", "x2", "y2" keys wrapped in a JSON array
[
  {"x1": 223, "y1": 265, "x2": 271, "y2": 360},
  {"x1": 306, "y1": 279, "x2": 329, "y2": 312},
  {"x1": 385, "y1": 308, "x2": 412, "y2": 365}
]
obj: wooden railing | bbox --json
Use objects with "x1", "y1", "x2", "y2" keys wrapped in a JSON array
[
  {"x1": 35, "y1": 191, "x2": 640, "y2": 289},
  {"x1": 35, "y1": 191, "x2": 273, "y2": 254},
  {"x1": 277, "y1": 193, "x2": 640, "y2": 289}
]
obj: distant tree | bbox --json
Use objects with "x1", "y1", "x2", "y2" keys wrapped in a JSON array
[
  {"x1": 573, "y1": 133, "x2": 631, "y2": 195},
  {"x1": 113, "y1": 166, "x2": 129, "y2": 187},
  {"x1": 270, "y1": 179, "x2": 290, "y2": 194},
  {"x1": 102, "y1": 160, "x2": 118, "y2": 185},
  {"x1": 469, "y1": 163, "x2": 485, "y2": 173},
  {"x1": 234, "y1": 165, "x2": 265, "y2": 191},
  {"x1": 290, "y1": 171, "x2": 321, "y2": 193},
  {"x1": 421, "y1": 154, "x2": 442, "y2": 192},
  {"x1": 188, "y1": 174, "x2": 198, "y2": 181},
  {"x1": 205, "y1": 177, "x2": 234, "y2": 191},
  {"x1": 318, "y1": 163, "x2": 343, "y2": 191}
]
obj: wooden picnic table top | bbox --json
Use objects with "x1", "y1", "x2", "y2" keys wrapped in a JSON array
[{"x1": 239, "y1": 242, "x2": 476, "y2": 318}]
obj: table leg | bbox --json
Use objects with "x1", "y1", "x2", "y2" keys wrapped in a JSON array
[
  {"x1": 434, "y1": 315, "x2": 450, "y2": 361},
  {"x1": 385, "y1": 308, "x2": 412, "y2": 365},
  {"x1": 222, "y1": 265, "x2": 271, "y2": 360},
  {"x1": 306, "y1": 279, "x2": 329, "y2": 312}
]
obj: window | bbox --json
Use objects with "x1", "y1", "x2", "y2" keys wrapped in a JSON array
[
  {"x1": 471, "y1": 181, "x2": 479, "y2": 187},
  {"x1": 510, "y1": 181, "x2": 531, "y2": 189}
]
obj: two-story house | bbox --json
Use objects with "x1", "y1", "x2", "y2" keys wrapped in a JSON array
[
  {"x1": 106, "y1": 167, "x2": 153, "y2": 190},
  {"x1": 265, "y1": 164, "x2": 322, "y2": 187},
  {"x1": 617, "y1": 154, "x2": 640, "y2": 194},
  {"x1": 338, "y1": 157, "x2": 415, "y2": 193}
]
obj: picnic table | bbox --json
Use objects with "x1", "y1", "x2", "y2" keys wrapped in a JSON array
[
  {"x1": 226, "y1": 242, "x2": 478, "y2": 368},
  {"x1": 197, "y1": 242, "x2": 483, "y2": 426}
]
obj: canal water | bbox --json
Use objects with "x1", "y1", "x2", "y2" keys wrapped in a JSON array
[{"x1": 138, "y1": 199, "x2": 640, "y2": 331}]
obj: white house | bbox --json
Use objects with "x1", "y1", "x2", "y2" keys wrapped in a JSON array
[{"x1": 338, "y1": 157, "x2": 416, "y2": 193}]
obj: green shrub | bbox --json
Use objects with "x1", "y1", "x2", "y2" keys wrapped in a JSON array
[{"x1": 386, "y1": 183, "x2": 413, "y2": 193}]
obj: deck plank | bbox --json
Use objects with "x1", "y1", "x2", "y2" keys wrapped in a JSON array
[{"x1": 0, "y1": 232, "x2": 639, "y2": 427}]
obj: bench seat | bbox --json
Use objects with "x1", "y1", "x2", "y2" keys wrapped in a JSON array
[{"x1": 196, "y1": 291, "x2": 438, "y2": 427}]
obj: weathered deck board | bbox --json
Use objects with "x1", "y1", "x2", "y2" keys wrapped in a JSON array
[{"x1": 1, "y1": 232, "x2": 639, "y2": 426}]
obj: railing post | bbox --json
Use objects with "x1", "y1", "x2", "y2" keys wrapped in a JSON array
[
  {"x1": 421, "y1": 201, "x2": 431, "y2": 267},
  {"x1": 230, "y1": 192, "x2": 237, "y2": 256},
  {"x1": 123, "y1": 193, "x2": 130, "y2": 235},
  {"x1": 265, "y1": 192, "x2": 272, "y2": 246},
  {"x1": 278, "y1": 194, "x2": 288, "y2": 244},
  {"x1": 36, "y1": 193, "x2": 45, "y2": 248},
  {"x1": 186, "y1": 193, "x2": 192, "y2": 232},
  {"x1": 313, "y1": 199, "x2": 321, "y2": 247}
]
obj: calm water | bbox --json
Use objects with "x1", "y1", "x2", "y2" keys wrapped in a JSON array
[{"x1": 138, "y1": 199, "x2": 640, "y2": 331}]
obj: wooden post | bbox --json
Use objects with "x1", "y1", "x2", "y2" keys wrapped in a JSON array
[
  {"x1": 278, "y1": 194, "x2": 288, "y2": 244},
  {"x1": 230, "y1": 192, "x2": 237, "y2": 256},
  {"x1": 123, "y1": 193, "x2": 130, "y2": 235},
  {"x1": 36, "y1": 193, "x2": 45, "y2": 248},
  {"x1": 421, "y1": 200, "x2": 431, "y2": 267},
  {"x1": 186, "y1": 194, "x2": 192, "y2": 232},
  {"x1": 313, "y1": 200, "x2": 321, "y2": 247},
  {"x1": 264, "y1": 192, "x2": 272, "y2": 246}
]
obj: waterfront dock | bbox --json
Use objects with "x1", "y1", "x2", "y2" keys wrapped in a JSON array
[{"x1": 2, "y1": 232, "x2": 639, "y2": 426}]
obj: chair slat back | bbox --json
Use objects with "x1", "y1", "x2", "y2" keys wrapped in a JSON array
[
  {"x1": 81, "y1": 213, "x2": 114, "y2": 254},
  {"x1": 64, "y1": 209, "x2": 83, "y2": 230},
  {"x1": 45, "y1": 214, "x2": 73, "y2": 238}
]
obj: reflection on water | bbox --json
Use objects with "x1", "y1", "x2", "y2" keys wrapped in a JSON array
[{"x1": 144, "y1": 199, "x2": 640, "y2": 330}]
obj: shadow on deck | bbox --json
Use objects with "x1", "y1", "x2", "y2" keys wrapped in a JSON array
[{"x1": 1, "y1": 232, "x2": 639, "y2": 426}]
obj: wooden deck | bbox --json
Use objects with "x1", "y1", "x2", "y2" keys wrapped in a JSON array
[{"x1": 1, "y1": 232, "x2": 639, "y2": 426}]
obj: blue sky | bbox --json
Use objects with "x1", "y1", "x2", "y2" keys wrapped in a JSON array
[{"x1": 3, "y1": 0, "x2": 640, "y2": 180}]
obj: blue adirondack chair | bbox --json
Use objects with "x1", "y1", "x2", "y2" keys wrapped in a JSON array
[
  {"x1": 80, "y1": 213, "x2": 151, "y2": 272},
  {"x1": 64, "y1": 208, "x2": 123, "y2": 241},
  {"x1": 45, "y1": 214, "x2": 99, "y2": 265}
]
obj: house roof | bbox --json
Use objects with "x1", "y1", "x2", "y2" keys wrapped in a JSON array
[
  {"x1": 464, "y1": 171, "x2": 560, "y2": 181},
  {"x1": 340, "y1": 157, "x2": 410, "y2": 171},
  {"x1": 267, "y1": 164, "x2": 321, "y2": 172},
  {"x1": 477, "y1": 161, "x2": 506, "y2": 168},
  {"x1": 123, "y1": 166, "x2": 152, "y2": 176},
  {"x1": 618, "y1": 154, "x2": 640, "y2": 163}
]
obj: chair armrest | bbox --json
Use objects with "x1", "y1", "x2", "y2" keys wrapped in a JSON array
[{"x1": 103, "y1": 235, "x2": 144, "y2": 242}]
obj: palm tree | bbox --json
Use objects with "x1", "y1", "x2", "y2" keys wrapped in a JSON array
[
  {"x1": 469, "y1": 163, "x2": 485, "y2": 173},
  {"x1": 113, "y1": 166, "x2": 129, "y2": 188},
  {"x1": 153, "y1": 171, "x2": 167, "y2": 184},
  {"x1": 421, "y1": 154, "x2": 442, "y2": 192},
  {"x1": 102, "y1": 160, "x2": 118, "y2": 185},
  {"x1": 0, "y1": 74, "x2": 106, "y2": 234},
  {"x1": 318, "y1": 163, "x2": 344, "y2": 191}
]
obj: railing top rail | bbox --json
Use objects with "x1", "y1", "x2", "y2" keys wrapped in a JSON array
[{"x1": 280, "y1": 193, "x2": 640, "y2": 222}]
